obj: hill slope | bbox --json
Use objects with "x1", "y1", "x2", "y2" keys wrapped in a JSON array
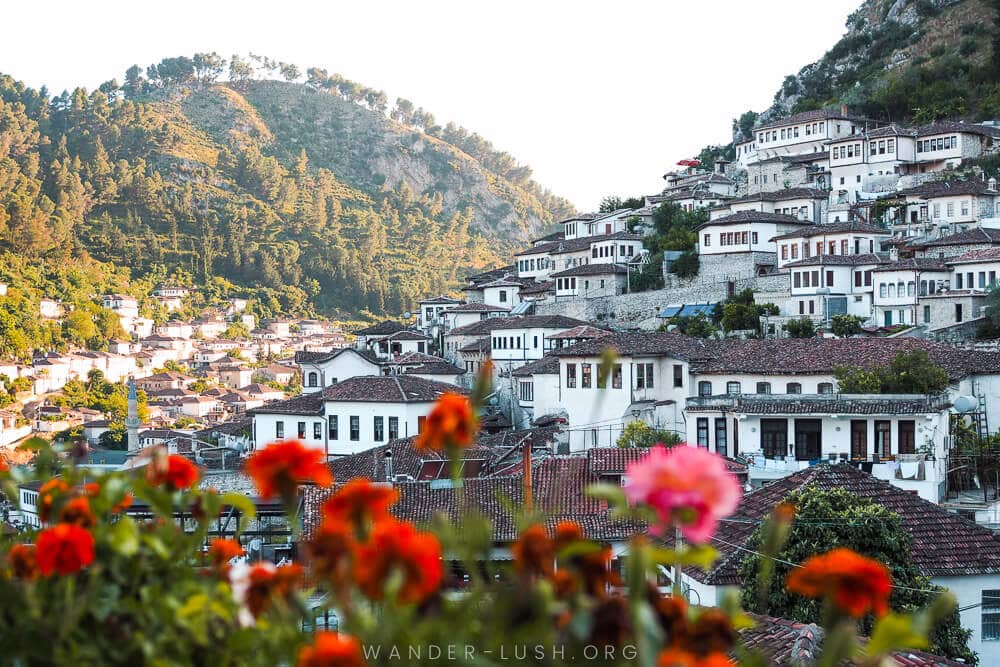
[{"x1": 0, "y1": 58, "x2": 574, "y2": 319}]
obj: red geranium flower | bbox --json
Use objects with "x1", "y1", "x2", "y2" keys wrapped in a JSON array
[
  {"x1": 307, "y1": 519, "x2": 356, "y2": 588},
  {"x1": 354, "y1": 519, "x2": 442, "y2": 605},
  {"x1": 297, "y1": 631, "x2": 365, "y2": 667},
  {"x1": 7, "y1": 544, "x2": 40, "y2": 581},
  {"x1": 413, "y1": 393, "x2": 477, "y2": 452},
  {"x1": 207, "y1": 538, "x2": 244, "y2": 570},
  {"x1": 36, "y1": 524, "x2": 96, "y2": 576},
  {"x1": 322, "y1": 478, "x2": 398, "y2": 530},
  {"x1": 37, "y1": 479, "x2": 70, "y2": 522},
  {"x1": 245, "y1": 440, "x2": 332, "y2": 500},
  {"x1": 786, "y1": 547, "x2": 892, "y2": 618},
  {"x1": 147, "y1": 455, "x2": 200, "y2": 490},
  {"x1": 240, "y1": 562, "x2": 304, "y2": 618},
  {"x1": 112, "y1": 492, "x2": 133, "y2": 514},
  {"x1": 511, "y1": 524, "x2": 554, "y2": 578},
  {"x1": 58, "y1": 497, "x2": 96, "y2": 529}
]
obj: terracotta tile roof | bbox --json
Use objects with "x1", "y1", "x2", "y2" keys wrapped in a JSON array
[
  {"x1": 401, "y1": 361, "x2": 465, "y2": 376},
  {"x1": 771, "y1": 222, "x2": 891, "y2": 241},
  {"x1": 691, "y1": 464, "x2": 1000, "y2": 586},
  {"x1": 757, "y1": 108, "x2": 864, "y2": 131},
  {"x1": 518, "y1": 281, "x2": 554, "y2": 295},
  {"x1": 458, "y1": 337, "x2": 490, "y2": 353},
  {"x1": 384, "y1": 330, "x2": 431, "y2": 342},
  {"x1": 692, "y1": 337, "x2": 1000, "y2": 380},
  {"x1": 725, "y1": 188, "x2": 829, "y2": 205},
  {"x1": 586, "y1": 447, "x2": 746, "y2": 477},
  {"x1": 392, "y1": 352, "x2": 443, "y2": 365},
  {"x1": 871, "y1": 258, "x2": 949, "y2": 272},
  {"x1": 353, "y1": 320, "x2": 405, "y2": 336},
  {"x1": 419, "y1": 295, "x2": 463, "y2": 305},
  {"x1": 914, "y1": 120, "x2": 1000, "y2": 139},
  {"x1": 511, "y1": 355, "x2": 560, "y2": 377},
  {"x1": 550, "y1": 263, "x2": 629, "y2": 278},
  {"x1": 784, "y1": 151, "x2": 829, "y2": 163},
  {"x1": 739, "y1": 613, "x2": 966, "y2": 666},
  {"x1": 294, "y1": 348, "x2": 380, "y2": 366},
  {"x1": 531, "y1": 230, "x2": 565, "y2": 244},
  {"x1": 447, "y1": 319, "x2": 513, "y2": 337},
  {"x1": 896, "y1": 179, "x2": 997, "y2": 198},
  {"x1": 698, "y1": 211, "x2": 813, "y2": 230},
  {"x1": 484, "y1": 315, "x2": 592, "y2": 331},
  {"x1": 946, "y1": 247, "x2": 1000, "y2": 264},
  {"x1": 549, "y1": 332, "x2": 711, "y2": 361},
  {"x1": 685, "y1": 394, "x2": 950, "y2": 415},
  {"x1": 781, "y1": 252, "x2": 889, "y2": 267},
  {"x1": 515, "y1": 232, "x2": 643, "y2": 258},
  {"x1": 915, "y1": 227, "x2": 1000, "y2": 247},
  {"x1": 444, "y1": 302, "x2": 511, "y2": 313},
  {"x1": 547, "y1": 325, "x2": 611, "y2": 340},
  {"x1": 322, "y1": 376, "x2": 463, "y2": 403}
]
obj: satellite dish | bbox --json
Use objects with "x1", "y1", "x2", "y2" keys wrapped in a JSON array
[
  {"x1": 402, "y1": 311, "x2": 412, "y2": 320},
  {"x1": 953, "y1": 395, "x2": 979, "y2": 413}
]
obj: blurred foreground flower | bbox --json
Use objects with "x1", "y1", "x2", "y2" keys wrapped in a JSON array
[
  {"x1": 624, "y1": 446, "x2": 740, "y2": 543},
  {"x1": 297, "y1": 631, "x2": 366, "y2": 667},
  {"x1": 36, "y1": 523, "x2": 95, "y2": 576},
  {"x1": 322, "y1": 478, "x2": 398, "y2": 533},
  {"x1": 413, "y1": 392, "x2": 476, "y2": 453},
  {"x1": 786, "y1": 547, "x2": 891, "y2": 618},
  {"x1": 245, "y1": 440, "x2": 333, "y2": 500},
  {"x1": 147, "y1": 454, "x2": 200, "y2": 490},
  {"x1": 354, "y1": 519, "x2": 442, "y2": 604},
  {"x1": 7, "y1": 544, "x2": 39, "y2": 581}
]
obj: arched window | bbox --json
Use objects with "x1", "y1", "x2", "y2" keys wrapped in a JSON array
[
  {"x1": 726, "y1": 381, "x2": 742, "y2": 395},
  {"x1": 307, "y1": 372, "x2": 319, "y2": 387},
  {"x1": 880, "y1": 284, "x2": 887, "y2": 298},
  {"x1": 786, "y1": 382, "x2": 802, "y2": 394},
  {"x1": 756, "y1": 382, "x2": 771, "y2": 394},
  {"x1": 897, "y1": 281, "x2": 905, "y2": 296},
  {"x1": 818, "y1": 382, "x2": 834, "y2": 394},
  {"x1": 907, "y1": 281, "x2": 915, "y2": 297},
  {"x1": 698, "y1": 381, "x2": 713, "y2": 397},
  {"x1": 888, "y1": 284, "x2": 896, "y2": 298}
]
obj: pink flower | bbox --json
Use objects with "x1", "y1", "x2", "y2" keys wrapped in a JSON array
[{"x1": 624, "y1": 446, "x2": 741, "y2": 544}]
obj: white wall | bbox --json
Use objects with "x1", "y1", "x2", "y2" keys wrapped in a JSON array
[{"x1": 933, "y1": 573, "x2": 1000, "y2": 665}]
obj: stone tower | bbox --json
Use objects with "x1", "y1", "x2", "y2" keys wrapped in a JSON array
[{"x1": 125, "y1": 376, "x2": 141, "y2": 453}]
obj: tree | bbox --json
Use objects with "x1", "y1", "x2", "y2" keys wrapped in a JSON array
[
  {"x1": 669, "y1": 251, "x2": 699, "y2": 279},
  {"x1": 229, "y1": 55, "x2": 254, "y2": 88},
  {"x1": 615, "y1": 421, "x2": 683, "y2": 448},
  {"x1": 987, "y1": 285, "x2": 1000, "y2": 329},
  {"x1": 193, "y1": 52, "x2": 226, "y2": 83},
  {"x1": 599, "y1": 196, "x2": 643, "y2": 213},
  {"x1": 740, "y1": 486, "x2": 976, "y2": 663},
  {"x1": 785, "y1": 317, "x2": 816, "y2": 338},
  {"x1": 834, "y1": 350, "x2": 949, "y2": 394},
  {"x1": 831, "y1": 314, "x2": 863, "y2": 338},
  {"x1": 279, "y1": 62, "x2": 300, "y2": 82}
]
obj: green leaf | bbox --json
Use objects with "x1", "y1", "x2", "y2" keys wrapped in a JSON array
[
  {"x1": 866, "y1": 613, "x2": 929, "y2": 657},
  {"x1": 586, "y1": 482, "x2": 627, "y2": 507},
  {"x1": 649, "y1": 544, "x2": 718, "y2": 570},
  {"x1": 110, "y1": 516, "x2": 140, "y2": 557}
]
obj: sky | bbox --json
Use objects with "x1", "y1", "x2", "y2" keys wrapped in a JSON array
[{"x1": 0, "y1": 0, "x2": 860, "y2": 211}]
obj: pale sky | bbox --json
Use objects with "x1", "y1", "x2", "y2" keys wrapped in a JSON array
[{"x1": 0, "y1": 0, "x2": 858, "y2": 210}]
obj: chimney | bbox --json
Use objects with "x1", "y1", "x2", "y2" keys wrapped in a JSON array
[
  {"x1": 383, "y1": 449, "x2": 393, "y2": 483},
  {"x1": 523, "y1": 439, "x2": 532, "y2": 511}
]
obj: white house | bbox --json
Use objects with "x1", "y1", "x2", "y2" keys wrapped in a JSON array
[
  {"x1": 417, "y1": 295, "x2": 464, "y2": 331},
  {"x1": 487, "y1": 315, "x2": 591, "y2": 372},
  {"x1": 782, "y1": 253, "x2": 889, "y2": 323},
  {"x1": 772, "y1": 221, "x2": 891, "y2": 270},
  {"x1": 101, "y1": 294, "x2": 139, "y2": 319},
  {"x1": 551, "y1": 264, "x2": 628, "y2": 298},
  {"x1": 872, "y1": 258, "x2": 951, "y2": 327},
  {"x1": 698, "y1": 211, "x2": 814, "y2": 276},
  {"x1": 893, "y1": 179, "x2": 999, "y2": 240},
  {"x1": 296, "y1": 348, "x2": 382, "y2": 393},
  {"x1": 440, "y1": 303, "x2": 510, "y2": 334},
  {"x1": 250, "y1": 376, "x2": 459, "y2": 457}
]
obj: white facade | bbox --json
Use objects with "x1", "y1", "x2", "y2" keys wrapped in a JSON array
[{"x1": 300, "y1": 349, "x2": 381, "y2": 393}]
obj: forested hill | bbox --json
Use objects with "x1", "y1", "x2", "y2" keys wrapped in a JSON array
[{"x1": 0, "y1": 54, "x2": 574, "y2": 319}]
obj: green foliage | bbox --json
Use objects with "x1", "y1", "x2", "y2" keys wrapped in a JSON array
[
  {"x1": 663, "y1": 314, "x2": 717, "y2": 338},
  {"x1": 598, "y1": 195, "x2": 643, "y2": 213},
  {"x1": 831, "y1": 314, "x2": 864, "y2": 338},
  {"x1": 51, "y1": 371, "x2": 149, "y2": 443},
  {"x1": 719, "y1": 290, "x2": 779, "y2": 335},
  {"x1": 739, "y1": 486, "x2": 976, "y2": 663},
  {"x1": 669, "y1": 251, "x2": 700, "y2": 279},
  {"x1": 833, "y1": 349, "x2": 950, "y2": 394},
  {"x1": 615, "y1": 421, "x2": 683, "y2": 448},
  {"x1": 785, "y1": 317, "x2": 816, "y2": 338},
  {"x1": 0, "y1": 55, "x2": 573, "y2": 321}
]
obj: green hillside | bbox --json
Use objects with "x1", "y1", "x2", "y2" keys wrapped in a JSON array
[{"x1": 0, "y1": 54, "x2": 574, "y2": 323}]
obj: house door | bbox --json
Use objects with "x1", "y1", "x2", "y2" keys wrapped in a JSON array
[
  {"x1": 850, "y1": 420, "x2": 867, "y2": 460},
  {"x1": 760, "y1": 419, "x2": 788, "y2": 459},
  {"x1": 794, "y1": 419, "x2": 822, "y2": 461},
  {"x1": 883, "y1": 310, "x2": 892, "y2": 327}
]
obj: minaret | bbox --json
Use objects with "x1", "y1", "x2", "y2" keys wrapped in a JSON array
[{"x1": 125, "y1": 376, "x2": 141, "y2": 454}]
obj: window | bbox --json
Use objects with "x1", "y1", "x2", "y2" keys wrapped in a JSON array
[
  {"x1": 698, "y1": 381, "x2": 712, "y2": 397},
  {"x1": 276, "y1": 421, "x2": 284, "y2": 439},
  {"x1": 388, "y1": 417, "x2": 399, "y2": 440},
  {"x1": 703, "y1": 234, "x2": 711, "y2": 247},
  {"x1": 611, "y1": 364, "x2": 622, "y2": 389},
  {"x1": 956, "y1": 304, "x2": 964, "y2": 322},
  {"x1": 983, "y1": 590, "x2": 1000, "y2": 641},
  {"x1": 898, "y1": 420, "x2": 915, "y2": 455},
  {"x1": 673, "y1": 364, "x2": 683, "y2": 388},
  {"x1": 374, "y1": 416, "x2": 384, "y2": 441},
  {"x1": 519, "y1": 381, "x2": 534, "y2": 401},
  {"x1": 597, "y1": 362, "x2": 607, "y2": 389},
  {"x1": 794, "y1": 273, "x2": 801, "y2": 289},
  {"x1": 781, "y1": 245, "x2": 788, "y2": 260},
  {"x1": 855, "y1": 271, "x2": 862, "y2": 288},
  {"x1": 715, "y1": 418, "x2": 727, "y2": 456},
  {"x1": 307, "y1": 372, "x2": 319, "y2": 387},
  {"x1": 636, "y1": 363, "x2": 654, "y2": 389},
  {"x1": 826, "y1": 271, "x2": 834, "y2": 287},
  {"x1": 756, "y1": 382, "x2": 771, "y2": 394},
  {"x1": 761, "y1": 419, "x2": 788, "y2": 459},
  {"x1": 350, "y1": 416, "x2": 360, "y2": 441},
  {"x1": 924, "y1": 305, "x2": 931, "y2": 323},
  {"x1": 851, "y1": 420, "x2": 867, "y2": 459},
  {"x1": 726, "y1": 381, "x2": 741, "y2": 395},
  {"x1": 328, "y1": 415, "x2": 338, "y2": 440},
  {"x1": 581, "y1": 363, "x2": 592, "y2": 388},
  {"x1": 297, "y1": 421, "x2": 307, "y2": 439},
  {"x1": 697, "y1": 418, "x2": 709, "y2": 449},
  {"x1": 873, "y1": 420, "x2": 892, "y2": 457},
  {"x1": 566, "y1": 363, "x2": 577, "y2": 388},
  {"x1": 499, "y1": 290, "x2": 507, "y2": 303},
  {"x1": 752, "y1": 232, "x2": 758, "y2": 244},
  {"x1": 818, "y1": 382, "x2": 834, "y2": 394},
  {"x1": 786, "y1": 382, "x2": 802, "y2": 394},
  {"x1": 313, "y1": 422, "x2": 322, "y2": 440},
  {"x1": 794, "y1": 419, "x2": 822, "y2": 461}
]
